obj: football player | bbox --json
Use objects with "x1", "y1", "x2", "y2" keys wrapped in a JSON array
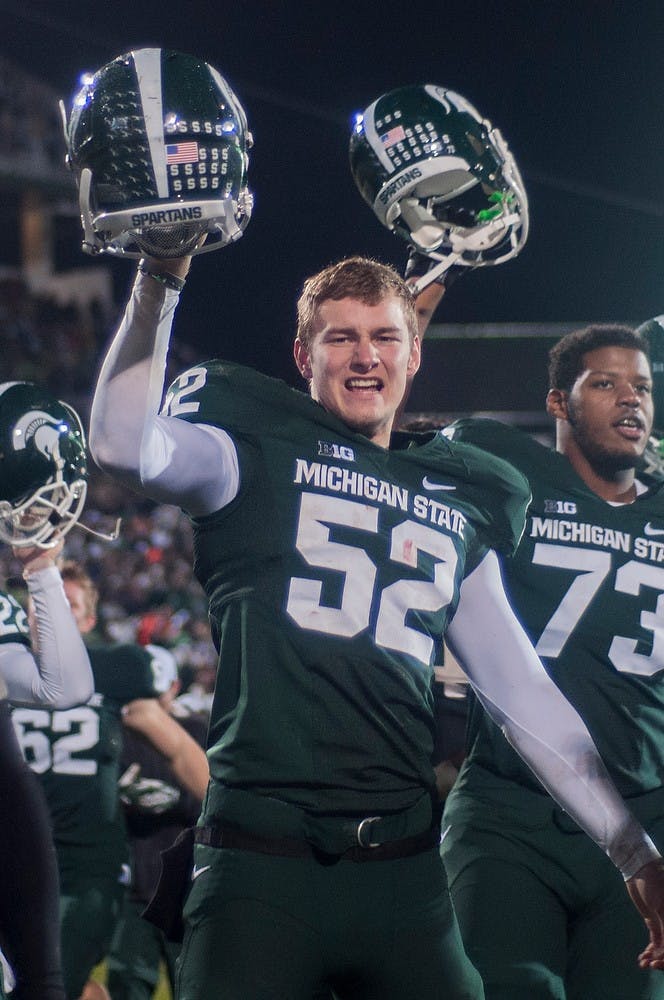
[
  {"x1": 12, "y1": 560, "x2": 209, "y2": 1000},
  {"x1": 69, "y1": 51, "x2": 664, "y2": 997},
  {"x1": 436, "y1": 326, "x2": 664, "y2": 999},
  {"x1": 0, "y1": 382, "x2": 93, "y2": 1000}
]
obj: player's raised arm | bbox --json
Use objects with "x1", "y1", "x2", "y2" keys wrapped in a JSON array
[
  {"x1": 0, "y1": 384, "x2": 93, "y2": 708},
  {"x1": 62, "y1": 49, "x2": 253, "y2": 514}
]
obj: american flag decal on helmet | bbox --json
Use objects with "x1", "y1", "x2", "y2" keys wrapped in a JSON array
[
  {"x1": 165, "y1": 141, "x2": 199, "y2": 164},
  {"x1": 380, "y1": 125, "x2": 406, "y2": 148}
]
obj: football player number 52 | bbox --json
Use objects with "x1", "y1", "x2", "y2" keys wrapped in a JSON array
[{"x1": 286, "y1": 493, "x2": 457, "y2": 664}]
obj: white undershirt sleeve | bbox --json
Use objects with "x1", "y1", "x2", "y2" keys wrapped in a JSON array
[
  {"x1": 0, "y1": 566, "x2": 93, "y2": 708},
  {"x1": 446, "y1": 549, "x2": 659, "y2": 879},
  {"x1": 89, "y1": 272, "x2": 239, "y2": 517}
]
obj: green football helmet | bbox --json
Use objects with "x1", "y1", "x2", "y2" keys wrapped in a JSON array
[
  {"x1": 349, "y1": 84, "x2": 529, "y2": 293},
  {"x1": 0, "y1": 383, "x2": 88, "y2": 548},
  {"x1": 63, "y1": 47, "x2": 253, "y2": 258},
  {"x1": 635, "y1": 314, "x2": 664, "y2": 482}
]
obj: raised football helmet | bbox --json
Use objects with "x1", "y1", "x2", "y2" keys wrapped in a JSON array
[
  {"x1": 349, "y1": 84, "x2": 529, "y2": 293},
  {"x1": 63, "y1": 48, "x2": 253, "y2": 258},
  {"x1": 635, "y1": 315, "x2": 664, "y2": 482},
  {"x1": 0, "y1": 383, "x2": 88, "y2": 549}
]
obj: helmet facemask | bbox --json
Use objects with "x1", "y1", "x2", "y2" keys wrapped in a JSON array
[{"x1": 0, "y1": 476, "x2": 88, "y2": 549}]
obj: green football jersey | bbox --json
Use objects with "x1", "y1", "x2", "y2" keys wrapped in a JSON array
[
  {"x1": 444, "y1": 418, "x2": 664, "y2": 824},
  {"x1": 12, "y1": 643, "x2": 160, "y2": 875},
  {"x1": 0, "y1": 588, "x2": 30, "y2": 648},
  {"x1": 162, "y1": 361, "x2": 530, "y2": 816}
]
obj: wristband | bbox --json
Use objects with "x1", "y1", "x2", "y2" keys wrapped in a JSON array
[{"x1": 138, "y1": 259, "x2": 186, "y2": 292}]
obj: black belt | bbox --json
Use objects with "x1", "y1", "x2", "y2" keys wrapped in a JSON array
[{"x1": 194, "y1": 821, "x2": 440, "y2": 862}]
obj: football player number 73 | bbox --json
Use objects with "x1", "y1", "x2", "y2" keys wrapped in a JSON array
[
  {"x1": 533, "y1": 542, "x2": 664, "y2": 676},
  {"x1": 286, "y1": 492, "x2": 458, "y2": 664}
]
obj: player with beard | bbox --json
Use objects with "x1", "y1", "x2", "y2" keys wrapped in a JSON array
[{"x1": 437, "y1": 324, "x2": 664, "y2": 998}]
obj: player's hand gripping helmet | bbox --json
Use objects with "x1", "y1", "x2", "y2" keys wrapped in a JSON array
[
  {"x1": 62, "y1": 47, "x2": 253, "y2": 258},
  {"x1": 0, "y1": 383, "x2": 88, "y2": 549},
  {"x1": 635, "y1": 315, "x2": 664, "y2": 482},
  {"x1": 349, "y1": 84, "x2": 529, "y2": 294}
]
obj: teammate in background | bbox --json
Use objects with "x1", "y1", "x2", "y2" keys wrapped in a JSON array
[
  {"x1": 0, "y1": 382, "x2": 93, "y2": 1000},
  {"x1": 410, "y1": 308, "x2": 664, "y2": 996},
  {"x1": 85, "y1": 242, "x2": 664, "y2": 998},
  {"x1": 106, "y1": 654, "x2": 208, "y2": 1000},
  {"x1": 12, "y1": 560, "x2": 208, "y2": 1000}
]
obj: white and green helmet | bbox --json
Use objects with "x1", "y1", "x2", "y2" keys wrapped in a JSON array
[
  {"x1": 0, "y1": 383, "x2": 88, "y2": 548},
  {"x1": 349, "y1": 84, "x2": 529, "y2": 279},
  {"x1": 63, "y1": 48, "x2": 253, "y2": 258}
]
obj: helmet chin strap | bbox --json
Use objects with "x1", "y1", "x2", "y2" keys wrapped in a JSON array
[
  {"x1": 76, "y1": 516, "x2": 123, "y2": 544},
  {"x1": 78, "y1": 168, "x2": 100, "y2": 254},
  {"x1": 6, "y1": 515, "x2": 123, "y2": 551},
  {"x1": 407, "y1": 254, "x2": 462, "y2": 297}
]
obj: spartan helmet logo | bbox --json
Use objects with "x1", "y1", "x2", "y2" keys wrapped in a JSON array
[{"x1": 12, "y1": 410, "x2": 66, "y2": 467}]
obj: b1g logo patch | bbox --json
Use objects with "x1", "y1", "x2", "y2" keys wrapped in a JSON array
[
  {"x1": 317, "y1": 441, "x2": 355, "y2": 462},
  {"x1": 544, "y1": 499, "x2": 577, "y2": 515}
]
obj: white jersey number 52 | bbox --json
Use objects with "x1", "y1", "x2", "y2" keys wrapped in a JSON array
[{"x1": 286, "y1": 493, "x2": 458, "y2": 664}]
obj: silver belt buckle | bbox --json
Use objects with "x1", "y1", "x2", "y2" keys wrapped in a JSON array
[{"x1": 356, "y1": 815, "x2": 382, "y2": 848}]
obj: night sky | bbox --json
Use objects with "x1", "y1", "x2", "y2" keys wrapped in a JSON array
[{"x1": 1, "y1": 0, "x2": 663, "y2": 387}]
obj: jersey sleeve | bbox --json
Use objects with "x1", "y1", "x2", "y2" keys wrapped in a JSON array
[
  {"x1": 444, "y1": 416, "x2": 554, "y2": 479},
  {"x1": 444, "y1": 435, "x2": 532, "y2": 556},
  {"x1": 162, "y1": 360, "x2": 313, "y2": 437},
  {"x1": 0, "y1": 571, "x2": 94, "y2": 709},
  {"x1": 0, "y1": 591, "x2": 30, "y2": 648}
]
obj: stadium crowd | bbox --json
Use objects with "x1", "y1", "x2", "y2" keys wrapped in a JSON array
[{"x1": 0, "y1": 273, "x2": 217, "y2": 708}]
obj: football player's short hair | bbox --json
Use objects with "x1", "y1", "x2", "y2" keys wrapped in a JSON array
[
  {"x1": 548, "y1": 324, "x2": 650, "y2": 393},
  {"x1": 295, "y1": 256, "x2": 418, "y2": 350},
  {"x1": 59, "y1": 559, "x2": 99, "y2": 618}
]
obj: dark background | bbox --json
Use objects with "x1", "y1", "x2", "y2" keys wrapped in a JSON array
[{"x1": 1, "y1": 0, "x2": 663, "y2": 390}]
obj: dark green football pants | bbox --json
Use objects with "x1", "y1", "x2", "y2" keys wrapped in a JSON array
[
  {"x1": 58, "y1": 872, "x2": 126, "y2": 1000},
  {"x1": 441, "y1": 805, "x2": 664, "y2": 1000},
  {"x1": 175, "y1": 841, "x2": 484, "y2": 999},
  {"x1": 106, "y1": 897, "x2": 180, "y2": 1000}
]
